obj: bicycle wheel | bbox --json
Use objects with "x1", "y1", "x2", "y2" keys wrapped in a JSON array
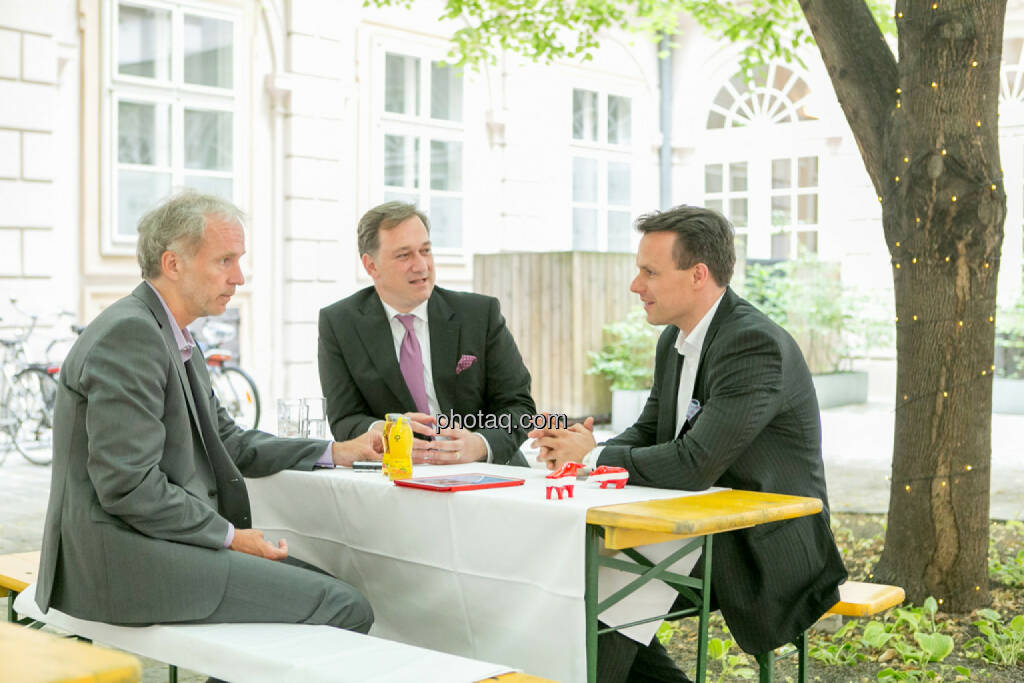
[
  {"x1": 210, "y1": 365, "x2": 261, "y2": 430},
  {"x1": 7, "y1": 367, "x2": 56, "y2": 465}
]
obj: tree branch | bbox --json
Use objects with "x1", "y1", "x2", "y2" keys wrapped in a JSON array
[{"x1": 800, "y1": 0, "x2": 897, "y2": 192}]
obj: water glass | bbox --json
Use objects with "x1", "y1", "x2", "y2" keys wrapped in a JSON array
[
  {"x1": 301, "y1": 397, "x2": 327, "y2": 439},
  {"x1": 277, "y1": 399, "x2": 307, "y2": 438}
]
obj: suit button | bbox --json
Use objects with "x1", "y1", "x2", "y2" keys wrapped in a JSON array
[{"x1": 208, "y1": 490, "x2": 217, "y2": 498}]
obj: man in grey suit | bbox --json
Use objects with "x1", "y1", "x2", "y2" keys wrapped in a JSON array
[
  {"x1": 318, "y1": 201, "x2": 535, "y2": 466},
  {"x1": 36, "y1": 191, "x2": 378, "y2": 636},
  {"x1": 531, "y1": 206, "x2": 846, "y2": 683}
]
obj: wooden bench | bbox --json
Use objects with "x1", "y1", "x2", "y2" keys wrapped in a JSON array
[
  {"x1": 755, "y1": 580, "x2": 906, "y2": 683},
  {"x1": 0, "y1": 620, "x2": 141, "y2": 683},
  {"x1": 3, "y1": 552, "x2": 554, "y2": 683}
]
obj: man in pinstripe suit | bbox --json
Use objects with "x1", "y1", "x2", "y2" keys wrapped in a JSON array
[{"x1": 531, "y1": 205, "x2": 846, "y2": 683}]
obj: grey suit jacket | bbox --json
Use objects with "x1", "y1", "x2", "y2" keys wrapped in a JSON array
[
  {"x1": 599, "y1": 287, "x2": 847, "y2": 654},
  {"x1": 318, "y1": 286, "x2": 535, "y2": 465},
  {"x1": 35, "y1": 283, "x2": 327, "y2": 623}
]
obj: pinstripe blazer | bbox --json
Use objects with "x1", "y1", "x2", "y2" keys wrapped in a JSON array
[{"x1": 598, "y1": 287, "x2": 847, "y2": 655}]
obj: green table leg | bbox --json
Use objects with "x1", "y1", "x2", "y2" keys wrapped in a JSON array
[
  {"x1": 695, "y1": 534, "x2": 712, "y2": 683},
  {"x1": 585, "y1": 524, "x2": 600, "y2": 683}
]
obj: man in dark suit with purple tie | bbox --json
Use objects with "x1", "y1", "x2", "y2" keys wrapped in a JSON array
[{"x1": 318, "y1": 201, "x2": 536, "y2": 466}]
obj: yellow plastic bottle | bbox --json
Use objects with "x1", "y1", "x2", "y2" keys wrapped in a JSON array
[{"x1": 383, "y1": 413, "x2": 413, "y2": 481}]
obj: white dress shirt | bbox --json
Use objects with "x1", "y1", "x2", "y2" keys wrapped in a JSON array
[{"x1": 377, "y1": 296, "x2": 492, "y2": 461}]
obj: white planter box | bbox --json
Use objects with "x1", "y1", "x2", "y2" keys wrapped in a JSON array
[
  {"x1": 812, "y1": 371, "x2": 869, "y2": 410},
  {"x1": 611, "y1": 389, "x2": 650, "y2": 433},
  {"x1": 993, "y1": 377, "x2": 1024, "y2": 414}
]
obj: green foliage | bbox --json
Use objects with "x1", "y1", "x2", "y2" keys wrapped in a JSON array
[
  {"x1": 365, "y1": 0, "x2": 897, "y2": 77},
  {"x1": 706, "y1": 636, "x2": 755, "y2": 682},
  {"x1": 740, "y1": 255, "x2": 894, "y2": 374},
  {"x1": 586, "y1": 309, "x2": 661, "y2": 390},
  {"x1": 988, "y1": 544, "x2": 1024, "y2": 588},
  {"x1": 966, "y1": 609, "x2": 1024, "y2": 665},
  {"x1": 655, "y1": 620, "x2": 677, "y2": 645}
]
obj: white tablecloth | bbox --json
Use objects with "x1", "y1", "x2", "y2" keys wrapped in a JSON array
[{"x1": 248, "y1": 464, "x2": 716, "y2": 683}]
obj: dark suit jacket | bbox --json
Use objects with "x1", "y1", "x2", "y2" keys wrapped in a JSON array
[
  {"x1": 36, "y1": 283, "x2": 327, "y2": 623},
  {"x1": 318, "y1": 286, "x2": 535, "y2": 466},
  {"x1": 598, "y1": 287, "x2": 847, "y2": 655}
]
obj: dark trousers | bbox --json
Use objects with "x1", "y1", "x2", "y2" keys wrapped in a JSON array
[{"x1": 598, "y1": 623, "x2": 693, "y2": 683}]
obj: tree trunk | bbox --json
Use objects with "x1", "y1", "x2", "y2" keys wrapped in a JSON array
[{"x1": 802, "y1": 0, "x2": 1007, "y2": 610}]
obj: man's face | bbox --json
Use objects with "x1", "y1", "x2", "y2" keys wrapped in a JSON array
[
  {"x1": 362, "y1": 215, "x2": 435, "y2": 312},
  {"x1": 629, "y1": 231, "x2": 697, "y2": 330},
  {"x1": 178, "y1": 216, "x2": 246, "y2": 321}
]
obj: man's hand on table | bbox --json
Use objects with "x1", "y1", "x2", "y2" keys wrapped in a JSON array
[
  {"x1": 230, "y1": 528, "x2": 288, "y2": 560},
  {"x1": 413, "y1": 425, "x2": 487, "y2": 465},
  {"x1": 331, "y1": 430, "x2": 383, "y2": 467},
  {"x1": 529, "y1": 416, "x2": 596, "y2": 470}
]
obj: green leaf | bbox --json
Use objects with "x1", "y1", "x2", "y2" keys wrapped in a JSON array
[
  {"x1": 914, "y1": 632, "x2": 954, "y2": 662},
  {"x1": 1010, "y1": 614, "x2": 1024, "y2": 633},
  {"x1": 708, "y1": 637, "x2": 726, "y2": 660},
  {"x1": 922, "y1": 596, "x2": 938, "y2": 617},
  {"x1": 861, "y1": 621, "x2": 896, "y2": 649},
  {"x1": 976, "y1": 608, "x2": 1002, "y2": 622}
]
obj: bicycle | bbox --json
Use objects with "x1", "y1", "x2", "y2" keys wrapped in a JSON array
[
  {"x1": 193, "y1": 320, "x2": 261, "y2": 430},
  {"x1": 0, "y1": 299, "x2": 60, "y2": 466}
]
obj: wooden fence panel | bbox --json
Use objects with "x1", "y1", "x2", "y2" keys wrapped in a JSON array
[{"x1": 474, "y1": 252, "x2": 638, "y2": 418}]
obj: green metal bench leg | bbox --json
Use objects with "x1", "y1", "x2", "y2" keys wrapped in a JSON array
[
  {"x1": 797, "y1": 630, "x2": 808, "y2": 683},
  {"x1": 6, "y1": 590, "x2": 15, "y2": 623},
  {"x1": 169, "y1": 664, "x2": 178, "y2": 683},
  {"x1": 694, "y1": 534, "x2": 712, "y2": 683},
  {"x1": 756, "y1": 649, "x2": 775, "y2": 683}
]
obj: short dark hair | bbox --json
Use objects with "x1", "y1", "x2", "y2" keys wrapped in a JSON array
[
  {"x1": 635, "y1": 205, "x2": 735, "y2": 286},
  {"x1": 357, "y1": 201, "x2": 431, "y2": 257}
]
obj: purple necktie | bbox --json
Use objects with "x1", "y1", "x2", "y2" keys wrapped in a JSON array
[{"x1": 397, "y1": 314, "x2": 430, "y2": 414}]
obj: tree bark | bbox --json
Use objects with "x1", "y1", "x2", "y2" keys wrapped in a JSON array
[{"x1": 802, "y1": 0, "x2": 1007, "y2": 610}]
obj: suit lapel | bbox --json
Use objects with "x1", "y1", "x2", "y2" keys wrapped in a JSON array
[
  {"x1": 658, "y1": 327, "x2": 683, "y2": 443},
  {"x1": 692, "y1": 287, "x2": 737, "y2": 403},
  {"x1": 131, "y1": 283, "x2": 208, "y2": 456},
  {"x1": 354, "y1": 292, "x2": 417, "y2": 410},
  {"x1": 428, "y1": 291, "x2": 459, "y2": 413}
]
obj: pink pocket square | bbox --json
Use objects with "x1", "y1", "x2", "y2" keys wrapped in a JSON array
[{"x1": 456, "y1": 354, "x2": 477, "y2": 374}]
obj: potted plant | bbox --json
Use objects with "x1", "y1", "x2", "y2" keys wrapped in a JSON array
[
  {"x1": 994, "y1": 294, "x2": 1024, "y2": 414},
  {"x1": 587, "y1": 309, "x2": 661, "y2": 432},
  {"x1": 742, "y1": 255, "x2": 893, "y2": 409}
]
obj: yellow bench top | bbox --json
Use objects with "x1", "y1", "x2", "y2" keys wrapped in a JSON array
[
  {"x1": 586, "y1": 489, "x2": 823, "y2": 549},
  {"x1": 827, "y1": 580, "x2": 905, "y2": 617},
  {"x1": 0, "y1": 621, "x2": 141, "y2": 683},
  {"x1": 0, "y1": 550, "x2": 40, "y2": 595}
]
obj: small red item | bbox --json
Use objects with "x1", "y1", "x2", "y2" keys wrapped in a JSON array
[{"x1": 589, "y1": 465, "x2": 629, "y2": 489}]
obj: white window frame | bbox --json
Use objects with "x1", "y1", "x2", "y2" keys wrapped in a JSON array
[
  {"x1": 373, "y1": 42, "x2": 466, "y2": 254},
  {"x1": 101, "y1": 0, "x2": 244, "y2": 256},
  {"x1": 569, "y1": 87, "x2": 634, "y2": 252}
]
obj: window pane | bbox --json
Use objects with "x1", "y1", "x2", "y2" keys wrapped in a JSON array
[
  {"x1": 771, "y1": 231, "x2": 791, "y2": 260},
  {"x1": 706, "y1": 111, "x2": 726, "y2": 129},
  {"x1": 705, "y1": 198, "x2": 723, "y2": 214},
  {"x1": 608, "y1": 95, "x2": 631, "y2": 144},
  {"x1": 384, "y1": 190, "x2": 418, "y2": 205},
  {"x1": 607, "y1": 211, "x2": 631, "y2": 251},
  {"x1": 573, "y1": 208, "x2": 598, "y2": 249},
  {"x1": 572, "y1": 157, "x2": 598, "y2": 203},
  {"x1": 772, "y1": 159, "x2": 791, "y2": 188},
  {"x1": 704, "y1": 164, "x2": 723, "y2": 193},
  {"x1": 608, "y1": 162, "x2": 630, "y2": 205},
  {"x1": 729, "y1": 162, "x2": 748, "y2": 192},
  {"x1": 430, "y1": 140, "x2": 462, "y2": 191},
  {"x1": 118, "y1": 169, "x2": 170, "y2": 238},
  {"x1": 797, "y1": 231, "x2": 818, "y2": 255},
  {"x1": 184, "y1": 14, "x2": 233, "y2": 89},
  {"x1": 798, "y1": 157, "x2": 818, "y2": 187},
  {"x1": 730, "y1": 198, "x2": 748, "y2": 227},
  {"x1": 734, "y1": 233, "x2": 748, "y2": 260},
  {"x1": 118, "y1": 4, "x2": 170, "y2": 79},
  {"x1": 771, "y1": 196, "x2": 791, "y2": 226},
  {"x1": 429, "y1": 196, "x2": 462, "y2": 248},
  {"x1": 185, "y1": 109, "x2": 233, "y2": 171},
  {"x1": 572, "y1": 89, "x2": 598, "y2": 141},
  {"x1": 430, "y1": 61, "x2": 463, "y2": 121},
  {"x1": 118, "y1": 100, "x2": 170, "y2": 166},
  {"x1": 385, "y1": 53, "x2": 420, "y2": 115},
  {"x1": 385, "y1": 134, "x2": 419, "y2": 188},
  {"x1": 185, "y1": 174, "x2": 233, "y2": 199},
  {"x1": 798, "y1": 194, "x2": 818, "y2": 225}
]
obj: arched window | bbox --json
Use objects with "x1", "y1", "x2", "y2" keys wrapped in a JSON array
[
  {"x1": 701, "y1": 63, "x2": 821, "y2": 261},
  {"x1": 706, "y1": 64, "x2": 816, "y2": 129},
  {"x1": 1001, "y1": 38, "x2": 1024, "y2": 104}
]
